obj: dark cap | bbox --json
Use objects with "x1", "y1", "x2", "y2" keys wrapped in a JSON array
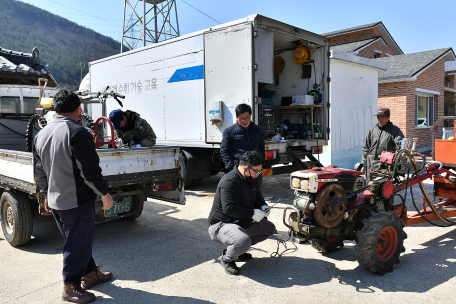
[
  {"x1": 375, "y1": 107, "x2": 390, "y2": 117},
  {"x1": 108, "y1": 109, "x2": 124, "y2": 130}
]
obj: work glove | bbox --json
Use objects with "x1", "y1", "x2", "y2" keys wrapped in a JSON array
[
  {"x1": 261, "y1": 205, "x2": 271, "y2": 217},
  {"x1": 252, "y1": 209, "x2": 266, "y2": 222}
]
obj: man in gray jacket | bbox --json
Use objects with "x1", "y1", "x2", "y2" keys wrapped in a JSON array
[
  {"x1": 361, "y1": 107, "x2": 404, "y2": 181},
  {"x1": 33, "y1": 89, "x2": 114, "y2": 303},
  {"x1": 208, "y1": 150, "x2": 275, "y2": 275}
]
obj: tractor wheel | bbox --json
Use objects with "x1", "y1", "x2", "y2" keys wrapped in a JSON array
[
  {"x1": 0, "y1": 190, "x2": 33, "y2": 247},
  {"x1": 311, "y1": 238, "x2": 344, "y2": 253},
  {"x1": 26, "y1": 114, "x2": 46, "y2": 152},
  {"x1": 355, "y1": 211, "x2": 407, "y2": 275}
]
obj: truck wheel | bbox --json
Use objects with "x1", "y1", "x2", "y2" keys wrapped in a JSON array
[
  {"x1": 311, "y1": 238, "x2": 344, "y2": 253},
  {"x1": 123, "y1": 194, "x2": 144, "y2": 221},
  {"x1": 355, "y1": 211, "x2": 406, "y2": 275},
  {"x1": 191, "y1": 178, "x2": 203, "y2": 187},
  {"x1": 0, "y1": 190, "x2": 33, "y2": 246},
  {"x1": 179, "y1": 153, "x2": 194, "y2": 188}
]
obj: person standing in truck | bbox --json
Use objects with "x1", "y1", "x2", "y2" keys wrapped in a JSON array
[
  {"x1": 33, "y1": 89, "x2": 114, "y2": 304},
  {"x1": 220, "y1": 104, "x2": 265, "y2": 173},
  {"x1": 108, "y1": 109, "x2": 157, "y2": 147},
  {"x1": 361, "y1": 107, "x2": 404, "y2": 182}
]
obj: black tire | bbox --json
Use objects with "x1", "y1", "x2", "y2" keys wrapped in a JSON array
[
  {"x1": 179, "y1": 153, "x2": 194, "y2": 188},
  {"x1": 311, "y1": 238, "x2": 344, "y2": 253},
  {"x1": 355, "y1": 211, "x2": 407, "y2": 275},
  {"x1": 191, "y1": 178, "x2": 203, "y2": 187},
  {"x1": 26, "y1": 114, "x2": 46, "y2": 152},
  {"x1": 0, "y1": 190, "x2": 33, "y2": 247},
  {"x1": 122, "y1": 194, "x2": 144, "y2": 221}
]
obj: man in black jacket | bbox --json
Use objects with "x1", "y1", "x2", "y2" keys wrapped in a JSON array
[
  {"x1": 361, "y1": 107, "x2": 404, "y2": 182},
  {"x1": 208, "y1": 151, "x2": 275, "y2": 275},
  {"x1": 220, "y1": 104, "x2": 265, "y2": 172},
  {"x1": 33, "y1": 89, "x2": 114, "y2": 303}
]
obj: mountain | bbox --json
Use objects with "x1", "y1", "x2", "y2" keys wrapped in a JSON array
[{"x1": 0, "y1": 0, "x2": 122, "y2": 90}]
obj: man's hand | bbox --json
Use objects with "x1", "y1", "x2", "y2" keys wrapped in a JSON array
[
  {"x1": 252, "y1": 209, "x2": 266, "y2": 222},
  {"x1": 260, "y1": 205, "x2": 271, "y2": 217},
  {"x1": 101, "y1": 194, "x2": 113, "y2": 210},
  {"x1": 44, "y1": 198, "x2": 51, "y2": 212}
]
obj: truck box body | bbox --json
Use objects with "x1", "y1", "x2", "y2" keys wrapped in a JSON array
[{"x1": 89, "y1": 15, "x2": 330, "y2": 179}]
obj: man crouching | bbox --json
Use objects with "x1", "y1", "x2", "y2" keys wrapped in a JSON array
[{"x1": 208, "y1": 150, "x2": 276, "y2": 275}]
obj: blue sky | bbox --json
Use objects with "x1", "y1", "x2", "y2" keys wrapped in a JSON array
[{"x1": 20, "y1": 0, "x2": 456, "y2": 67}]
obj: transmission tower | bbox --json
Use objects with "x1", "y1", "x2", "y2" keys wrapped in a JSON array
[{"x1": 121, "y1": 0, "x2": 180, "y2": 52}]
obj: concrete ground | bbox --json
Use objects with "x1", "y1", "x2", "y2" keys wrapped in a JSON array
[{"x1": 1, "y1": 173, "x2": 456, "y2": 304}]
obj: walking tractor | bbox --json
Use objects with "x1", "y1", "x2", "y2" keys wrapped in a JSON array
[{"x1": 283, "y1": 117, "x2": 456, "y2": 275}]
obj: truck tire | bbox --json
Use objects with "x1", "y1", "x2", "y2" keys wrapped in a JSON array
[
  {"x1": 355, "y1": 211, "x2": 406, "y2": 275},
  {"x1": 123, "y1": 195, "x2": 144, "y2": 221},
  {"x1": 0, "y1": 190, "x2": 33, "y2": 247},
  {"x1": 179, "y1": 153, "x2": 194, "y2": 188},
  {"x1": 191, "y1": 178, "x2": 203, "y2": 187}
]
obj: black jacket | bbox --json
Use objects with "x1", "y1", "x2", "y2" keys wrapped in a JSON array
[
  {"x1": 220, "y1": 122, "x2": 265, "y2": 171},
  {"x1": 33, "y1": 115, "x2": 109, "y2": 210},
  {"x1": 361, "y1": 121, "x2": 404, "y2": 171},
  {"x1": 208, "y1": 166, "x2": 267, "y2": 228}
]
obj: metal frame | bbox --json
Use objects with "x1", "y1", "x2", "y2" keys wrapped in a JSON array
[{"x1": 121, "y1": 0, "x2": 180, "y2": 52}]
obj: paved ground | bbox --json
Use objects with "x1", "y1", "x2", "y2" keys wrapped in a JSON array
[{"x1": 1, "y1": 172, "x2": 456, "y2": 303}]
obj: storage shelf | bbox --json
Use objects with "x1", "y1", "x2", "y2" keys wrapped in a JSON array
[{"x1": 273, "y1": 105, "x2": 323, "y2": 110}]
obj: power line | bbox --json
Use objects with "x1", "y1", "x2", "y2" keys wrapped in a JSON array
[
  {"x1": 46, "y1": 0, "x2": 122, "y2": 26},
  {"x1": 180, "y1": 0, "x2": 221, "y2": 25}
]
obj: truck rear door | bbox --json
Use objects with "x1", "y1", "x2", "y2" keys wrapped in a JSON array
[{"x1": 204, "y1": 23, "x2": 254, "y2": 143}]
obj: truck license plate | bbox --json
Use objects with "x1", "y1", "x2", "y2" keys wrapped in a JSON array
[{"x1": 104, "y1": 197, "x2": 132, "y2": 216}]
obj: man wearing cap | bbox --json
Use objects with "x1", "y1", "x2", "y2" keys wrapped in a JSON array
[
  {"x1": 361, "y1": 107, "x2": 404, "y2": 181},
  {"x1": 108, "y1": 109, "x2": 157, "y2": 148}
]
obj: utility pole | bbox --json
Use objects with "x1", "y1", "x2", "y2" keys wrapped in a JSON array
[{"x1": 121, "y1": 0, "x2": 180, "y2": 52}]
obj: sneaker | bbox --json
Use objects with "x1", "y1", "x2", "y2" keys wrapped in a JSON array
[
  {"x1": 220, "y1": 257, "x2": 239, "y2": 275},
  {"x1": 81, "y1": 264, "x2": 113, "y2": 290},
  {"x1": 62, "y1": 283, "x2": 95, "y2": 303},
  {"x1": 237, "y1": 252, "x2": 252, "y2": 261}
]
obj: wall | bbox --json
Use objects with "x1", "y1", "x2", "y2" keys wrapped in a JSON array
[
  {"x1": 378, "y1": 58, "x2": 445, "y2": 150},
  {"x1": 319, "y1": 58, "x2": 379, "y2": 168}
]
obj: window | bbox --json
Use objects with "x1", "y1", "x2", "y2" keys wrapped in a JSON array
[
  {"x1": 416, "y1": 95, "x2": 434, "y2": 127},
  {"x1": 23, "y1": 97, "x2": 40, "y2": 114},
  {"x1": 0, "y1": 97, "x2": 20, "y2": 114}
]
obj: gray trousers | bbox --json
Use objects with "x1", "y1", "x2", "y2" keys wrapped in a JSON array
[{"x1": 208, "y1": 219, "x2": 276, "y2": 262}]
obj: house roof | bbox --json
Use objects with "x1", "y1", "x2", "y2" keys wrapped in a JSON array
[
  {"x1": 330, "y1": 37, "x2": 386, "y2": 54},
  {"x1": 0, "y1": 47, "x2": 58, "y2": 86},
  {"x1": 322, "y1": 21, "x2": 404, "y2": 55},
  {"x1": 375, "y1": 48, "x2": 456, "y2": 82}
]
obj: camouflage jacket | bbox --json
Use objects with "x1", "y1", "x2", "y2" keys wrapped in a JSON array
[{"x1": 115, "y1": 111, "x2": 156, "y2": 147}]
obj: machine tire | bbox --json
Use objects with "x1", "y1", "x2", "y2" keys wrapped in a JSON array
[
  {"x1": 311, "y1": 238, "x2": 344, "y2": 253},
  {"x1": 0, "y1": 190, "x2": 33, "y2": 247},
  {"x1": 179, "y1": 153, "x2": 194, "y2": 188},
  {"x1": 355, "y1": 211, "x2": 406, "y2": 275},
  {"x1": 26, "y1": 114, "x2": 46, "y2": 152},
  {"x1": 122, "y1": 195, "x2": 144, "y2": 221}
]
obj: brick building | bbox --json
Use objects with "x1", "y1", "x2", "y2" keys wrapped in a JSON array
[
  {"x1": 322, "y1": 23, "x2": 456, "y2": 151},
  {"x1": 445, "y1": 67, "x2": 456, "y2": 127}
]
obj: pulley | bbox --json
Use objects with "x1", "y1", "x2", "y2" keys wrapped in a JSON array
[{"x1": 314, "y1": 183, "x2": 346, "y2": 228}]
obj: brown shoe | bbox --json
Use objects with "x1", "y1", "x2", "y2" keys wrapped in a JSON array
[
  {"x1": 62, "y1": 283, "x2": 95, "y2": 303},
  {"x1": 81, "y1": 264, "x2": 113, "y2": 290}
]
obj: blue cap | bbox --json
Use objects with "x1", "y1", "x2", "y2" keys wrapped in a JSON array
[{"x1": 108, "y1": 109, "x2": 124, "y2": 130}]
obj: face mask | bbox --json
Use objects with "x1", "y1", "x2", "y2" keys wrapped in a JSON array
[{"x1": 244, "y1": 168, "x2": 254, "y2": 183}]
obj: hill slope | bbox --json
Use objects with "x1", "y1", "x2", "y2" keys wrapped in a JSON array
[{"x1": 0, "y1": 0, "x2": 122, "y2": 89}]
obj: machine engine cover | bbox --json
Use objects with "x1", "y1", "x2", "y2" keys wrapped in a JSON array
[
  {"x1": 314, "y1": 183, "x2": 347, "y2": 228},
  {"x1": 290, "y1": 167, "x2": 363, "y2": 193}
]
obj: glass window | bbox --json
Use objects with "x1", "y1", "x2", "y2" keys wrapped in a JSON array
[
  {"x1": 0, "y1": 97, "x2": 20, "y2": 114},
  {"x1": 23, "y1": 97, "x2": 40, "y2": 114},
  {"x1": 416, "y1": 95, "x2": 434, "y2": 127}
]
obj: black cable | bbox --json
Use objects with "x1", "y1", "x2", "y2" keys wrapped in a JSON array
[
  {"x1": 0, "y1": 122, "x2": 26, "y2": 137},
  {"x1": 180, "y1": 0, "x2": 222, "y2": 24}
]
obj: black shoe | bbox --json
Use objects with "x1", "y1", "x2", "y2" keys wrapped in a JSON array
[
  {"x1": 237, "y1": 252, "x2": 252, "y2": 261},
  {"x1": 220, "y1": 258, "x2": 239, "y2": 275}
]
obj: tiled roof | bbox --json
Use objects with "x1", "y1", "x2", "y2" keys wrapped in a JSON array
[
  {"x1": 375, "y1": 48, "x2": 453, "y2": 80},
  {"x1": 322, "y1": 22, "x2": 381, "y2": 37},
  {"x1": 0, "y1": 47, "x2": 58, "y2": 86},
  {"x1": 330, "y1": 37, "x2": 380, "y2": 53}
]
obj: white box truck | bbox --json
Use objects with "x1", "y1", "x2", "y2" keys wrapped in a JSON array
[{"x1": 88, "y1": 14, "x2": 331, "y2": 186}]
